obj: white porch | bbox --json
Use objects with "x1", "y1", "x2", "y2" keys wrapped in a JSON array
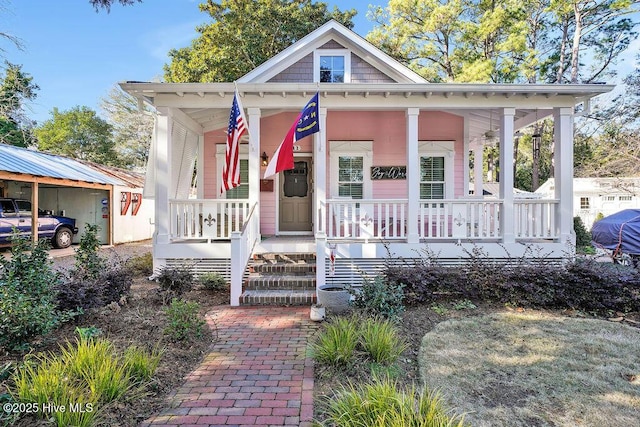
[{"x1": 120, "y1": 82, "x2": 614, "y2": 306}]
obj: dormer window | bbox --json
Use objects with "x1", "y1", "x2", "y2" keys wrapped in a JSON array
[{"x1": 314, "y1": 49, "x2": 350, "y2": 83}]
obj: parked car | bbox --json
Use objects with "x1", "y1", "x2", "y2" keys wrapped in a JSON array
[
  {"x1": 0, "y1": 198, "x2": 78, "y2": 249},
  {"x1": 591, "y1": 209, "x2": 640, "y2": 266}
]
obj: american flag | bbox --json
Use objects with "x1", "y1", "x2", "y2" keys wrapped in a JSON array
[{"x1": 221, "y1": 92, "x2": 248, "y2": 194}]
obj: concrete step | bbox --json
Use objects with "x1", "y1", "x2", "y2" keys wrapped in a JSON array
[
  {"x1": 239, "y1": 289, "x2": 316, "y2": 306},
  {"x1": 244, "y1": 275, "x2": 316, "y2": 291}
]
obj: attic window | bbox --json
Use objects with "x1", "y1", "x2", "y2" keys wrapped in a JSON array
[{"x1": 314, "y1": 49, "x2": 350, "y2": 83}]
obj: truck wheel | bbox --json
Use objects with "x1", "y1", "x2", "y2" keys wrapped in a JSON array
[{"x1": 53, "y1": 228, "x2": 73, "y2": 249}]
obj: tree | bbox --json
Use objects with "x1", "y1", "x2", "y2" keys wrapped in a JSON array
[
  {"x1": 100, "y1": 85, "x2": 154, "y2": 170},
  {"x1": 35, "y1": 106, "x2": 119, "y2": 166},
  {"x1": 548, "y1": 0, "x2": 638, "y2": 83},
  {"x1": 164, "y1": 0, "x2": 356, "y2": 83},
  {"x1": 0, "y1": 62, "x2": 38, "y2": 147},
  {"x1": 88, "y1": 0, "x2": 141, "y2": 12}
]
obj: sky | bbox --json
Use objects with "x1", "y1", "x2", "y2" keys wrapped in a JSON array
[
  {"x1": 2, "y1": 1, "x2": 638, "y2": 125},
  {"x1": 2, "y1": 0, "x2": 377, "y2": 124}
]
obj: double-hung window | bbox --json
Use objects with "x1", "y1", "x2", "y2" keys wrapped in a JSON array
[
  {"x1": 216, "y1": 144, "x2": 249, "y2": 199},
  {"x1": 338, "y1": 156, "x2": 363, "y2": 199},
  {"x1": 224, "y1": 159, "x2": 249, "y2": 199},
  {"x1": 419, "y1": 141, "x2": 455, "y2": 204},
  {"x1": 420, "y1": 156, "x2": 446, "y2": 200}
]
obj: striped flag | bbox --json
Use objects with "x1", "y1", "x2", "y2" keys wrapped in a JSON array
[
  {"x1": 220, "y1": 91, "x2": 248, "y2": 194},
  {"x1": 264, "y1": 92, "x2": 319, "y2": 178}
]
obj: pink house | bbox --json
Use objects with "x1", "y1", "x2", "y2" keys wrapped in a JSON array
[{"x1": 120, "y1": 21, "x2": 613, "y2": 306}]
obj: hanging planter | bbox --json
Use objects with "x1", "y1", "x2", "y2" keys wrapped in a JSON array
[{"x1": 317, "y1": 284, "x2": 351, "y2": 314}]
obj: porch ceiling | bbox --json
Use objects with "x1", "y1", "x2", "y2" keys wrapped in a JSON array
[{"x1": 120, "y1": 81, "x2": 614, "y2": 140}]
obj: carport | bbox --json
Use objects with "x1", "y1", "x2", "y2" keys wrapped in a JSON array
[{"x1": 0, "y1": 144, "x2": 143, "y2": 245}]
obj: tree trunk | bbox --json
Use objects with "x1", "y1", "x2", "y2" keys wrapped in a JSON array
[
  {"x1": 556, "y1": 18, "x2": 569, "y2": 83},
  {"x1": 570, "y1": 4, "x2": 583, "y2": 83}
]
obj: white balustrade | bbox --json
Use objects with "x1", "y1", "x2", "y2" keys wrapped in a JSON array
[
  {"x1": 169, "y1": 199, "x2": 250, "y2": 241},
  {"x1": 514, "y1": 199, "x2": 559, "y2": 239}
]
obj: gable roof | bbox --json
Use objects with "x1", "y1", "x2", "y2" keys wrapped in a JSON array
[{"x1": 238, "y1": 20, "x2": 427, "y2": 84}]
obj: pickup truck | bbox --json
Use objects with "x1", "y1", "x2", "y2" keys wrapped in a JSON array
[{"x1": 0, "y1": 198, "x2": 78, "y2": 248}]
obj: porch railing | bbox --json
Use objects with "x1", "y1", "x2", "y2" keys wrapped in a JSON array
[
  {"x1": 418, "y1": 199, "x2": 502, "y2": 239},
  {"x1": 169, "y1": 199, "x2": 250, "y2": 241},
  {"x1": 514, "y1": 199, "x2": 559, "y2": 239},
  {"x1": 230, "y1": 202, "x2": 259, "y2": 306},
  {"x1": 323, "y1": 198, "x2": 559, "y2": 241},
  {"x1": 325, "y1": 199, "x2": 408, "y2": 241}
]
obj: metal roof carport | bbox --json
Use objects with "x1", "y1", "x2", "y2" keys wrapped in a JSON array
[{"x1": 0, "y1": 144, "x2": 126, "y2": 246}]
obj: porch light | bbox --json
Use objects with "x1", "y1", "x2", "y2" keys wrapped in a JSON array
[{"x1": 261, "y1": 152, "x2": 269, "y2": 166}]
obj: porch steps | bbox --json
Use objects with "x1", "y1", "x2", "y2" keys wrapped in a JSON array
[{"x1": 239, "y1": 253, "x2": 316, "y2": 306}]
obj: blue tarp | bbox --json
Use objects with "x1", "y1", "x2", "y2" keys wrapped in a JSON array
[{"x1": 591, "y1": 209, "x2": 640, "y2": 255}]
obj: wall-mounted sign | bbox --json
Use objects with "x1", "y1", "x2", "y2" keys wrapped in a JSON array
[
  {"x1": 371, "y1": 166, "x2": 407, "y2": 180},
  {"x1": 293, "y1": 145, "x2": 302, "y2": 152}
]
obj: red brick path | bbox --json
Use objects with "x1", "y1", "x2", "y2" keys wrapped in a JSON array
[{"x1": 141, "y1": 306, "x2": 318, "y2": 427}]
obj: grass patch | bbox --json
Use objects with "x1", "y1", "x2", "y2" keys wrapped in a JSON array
[{"x1": 420, "y1": 312, "x2": 640, "y2": 426}]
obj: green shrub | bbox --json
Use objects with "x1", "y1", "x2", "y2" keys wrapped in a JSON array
[
  {"x1": 163, "y1": 299, "x2": 205, "y2": 341},
  {"x1": 0, "y1": 235, "x2": 68, "y2": 351},
  {"x1": 74, "y1": 224, "x2": 106, "y2": 280},
  {"x1": 320, "y1": 377, "x2": 466, "y2": 427},
  {"x1": 156, "y1": 267, "x2": 194, "y2": 304},
  {"x1": 351, "y1": 275, "x2": 405, "y2": 320},
  {"x1": 358, "y1": 317, "x2": 407, "y2": 364},
  {"x1": 199, "y1": 272, "x2": 228, "y2": 291},
  {"x1": 125, "y1": 252, "x2": 153, "y2": 276},
  {"x1": 311, "y1": 316, "x2": 359, "y2": 367},
  {"x1": 574, "y1": 216, "x2": 592, "y2": 250}
]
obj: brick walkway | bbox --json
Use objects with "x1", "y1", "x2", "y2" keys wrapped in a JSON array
[{"x1": 141, "y1": 306, "x2": 318, "y2": 427}]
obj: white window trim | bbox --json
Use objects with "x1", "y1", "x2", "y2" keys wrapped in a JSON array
[
  {"x1": 216, "y1": 144, "x2": 249, "y2": 199},
  {"x1": 419, "y1": 141, "x2": 455, "y2": 199},
  {"x1": 314, "y1": 49, "x2": 351, "y2": 83},
  {"x1": 330, "y1": 141, "x2": 372, "y2": 199}
]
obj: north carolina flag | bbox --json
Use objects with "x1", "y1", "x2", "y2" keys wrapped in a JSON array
[{"x1": 264, "y1": 92, "x2": 319, "y2": 178}]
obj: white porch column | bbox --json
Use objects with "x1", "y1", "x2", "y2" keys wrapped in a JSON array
[
  {"x1": 248, "y1": 107, "x2": 261, "y2": 239},
  {"x1": 315, "y1": 107, "x2": 328, "y2": 291},
  {"x1": 499, "y1": 108, "x2": 515, "y2": 243},
  {"x1": 554, "y1": 107, "x2": 574, "y2": 246},
  {"x1": 196, "y1": 134, "x2": 205, "y2": 199},
  {"x1": 155, "y1": 107, "x2": 172, "y2": 245},
  {"x1": 406, "y1": 108, "x2": 420, "y2": 244},
  {"x1": 473, "y1": 143, "x2": 484, "y2": 197}
]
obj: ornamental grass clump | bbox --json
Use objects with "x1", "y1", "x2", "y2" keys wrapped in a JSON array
[
  {"x1": 311, "y1": 316, "x2": 359, "y2": 366},
  {"x1": 359, "y1": 316, "x2": 407, "y2": 364},
  {"x1": 320, "y1": 376, "x2": 466, "y2": 427},
  {"x1": 11, "y1": 335, "x2": 162, "y2": 427}
]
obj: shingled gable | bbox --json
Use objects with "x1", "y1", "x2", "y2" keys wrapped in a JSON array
[{"x1": 237, "y1": 19, "x2": 427, "y2": 84}]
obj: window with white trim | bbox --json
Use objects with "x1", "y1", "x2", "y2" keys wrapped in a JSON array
[
  {"x1": 619, "y1": 195, "x2": 633, "y2": 201},
  {"x1": 420, "y1": 156, "x2": 445, "y2": 199},
  {"x1": 418, "y1": 141, "x2": 455, "y2": 201},
  {"x1": 216, "y1": 144, "x2": 250, "y2": 199},
  {"x1": 314, "y1": 50, "x2": 351, "y2": 83},
  {"x1": 225, "y1": 159, "x2": 249, "y2": 199},
  {"x1": 337, "y1": 156, "x2": 363, "y2": 199},
  {"x1": 580, "y1": 197, "x2": 590, "y2": 209},
  {"x1": 330, "y1": 141, "x2": 372, "y2": 200}
]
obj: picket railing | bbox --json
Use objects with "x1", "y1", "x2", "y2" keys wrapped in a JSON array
[{"x1": 169, "y1": 199, "x2": 250, "y2": 241}]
